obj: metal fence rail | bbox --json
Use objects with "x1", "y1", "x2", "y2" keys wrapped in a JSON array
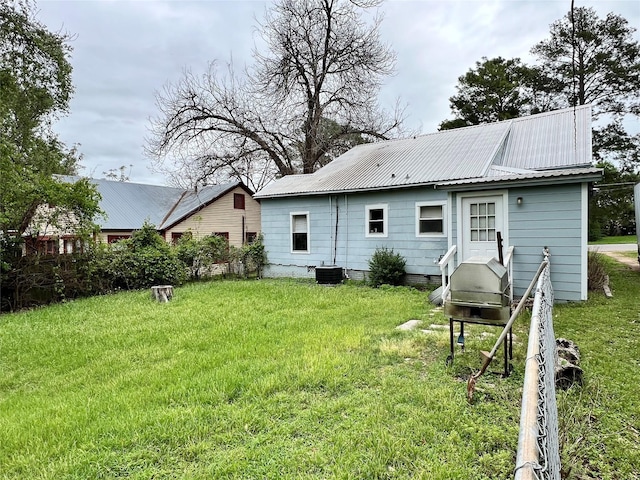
[{"x1": 514, "y1": 255, "x2": 561, "y2": 480}]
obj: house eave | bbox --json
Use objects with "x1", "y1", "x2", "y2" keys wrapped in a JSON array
[
  {"x1": 435, "y1": 170, "x2": 603, "y2": 192},
  {"x1": 254, "y1": 181, "x2": 440, "y2": 199}
]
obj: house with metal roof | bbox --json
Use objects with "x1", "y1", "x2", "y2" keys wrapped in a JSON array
[
  {"x1": 45, "y1": 177, "x2": 261, "y2": 249},
  {"x1": 254, "y1": 105, "x2": 602, "y2": 301}
]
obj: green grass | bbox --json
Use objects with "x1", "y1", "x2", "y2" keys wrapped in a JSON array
[
  {"x1": 589, "y1": 234, "x2": 638, "y2": 245},
  {"x1": 1, "y1": 267, "x2": 638, "y2": 479},
  {"x1": 553, "y1": 255, "x2": 640, "y2": 479}
]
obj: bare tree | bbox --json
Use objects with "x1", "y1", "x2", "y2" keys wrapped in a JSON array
[{"x1": 146, "y1": 0, "x2": 405, "y2": 190}]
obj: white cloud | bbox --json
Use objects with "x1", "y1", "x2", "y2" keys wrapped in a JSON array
[{"x1": 35, "y1": 0, "x2": 640, "y2": 184}]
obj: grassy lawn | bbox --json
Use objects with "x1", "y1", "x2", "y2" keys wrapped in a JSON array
[
  {"x1": 554, "y1": 256, "x2": 640, "y2": 479},
  {"x1": 589, "y1": 234, "x2": 638, "y2": 245},
  {"x1": 1, "y1": 262, "x2": 638, "y2": 479}
]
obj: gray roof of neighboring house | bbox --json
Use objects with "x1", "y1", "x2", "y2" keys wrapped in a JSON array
[
  {"x1": 255, "y1": 105, "x2": 595, "y2": 198},
  {"x1": 58, "y1": 176, "x2": 246, "y2": 230}
]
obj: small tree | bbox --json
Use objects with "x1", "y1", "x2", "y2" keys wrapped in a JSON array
[{"x1": 368, "y1": 247, "x2": 406, "y2": 287}]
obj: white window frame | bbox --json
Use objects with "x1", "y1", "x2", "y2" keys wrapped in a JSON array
[
  {"x1": 365, "y1": 204, "x2": 388, "y2": 238},
  {"x1": 290, "y1": 212, "x2": 310, "y2": 253},
  {"x1": 415, "y1": 201, "x2": 447, "y2": 237}
]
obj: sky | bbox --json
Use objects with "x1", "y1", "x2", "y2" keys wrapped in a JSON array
[{"x1": 36, "y1": 0, "x2": 640, "y2": 186}]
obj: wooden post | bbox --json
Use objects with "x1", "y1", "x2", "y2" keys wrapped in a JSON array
[{"x1": 151, "y1": 285, "x2": 173, "y2": 303}]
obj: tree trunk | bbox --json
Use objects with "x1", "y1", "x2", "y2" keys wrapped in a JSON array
[{"x1": 151, "y1": 285, "x2": 173, "y2": 303}]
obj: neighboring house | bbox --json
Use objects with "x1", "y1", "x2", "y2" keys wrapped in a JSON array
[
  {"x1": 254, "y1": 105, "x2": 602, "y2": 302},
  {"x1": 29, "y1": 177, "x2": 260, "y2": 252}
]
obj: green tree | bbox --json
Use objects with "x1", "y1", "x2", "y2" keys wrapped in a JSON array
[
  {"x1": 589, "y1": 161, "x2": 639, "y2": 239},
  {"x1": 532, "y1": 7, "x2": 640, "y2": 119},
  {"x1": 440, "y1": 8, "x2": 640, "y2": 152},
  {"x1": 532, "y1": 7, "x2": 640, "y2": 170},
  {"x1": 439, "y1": 57, "x2": 532, "y2": 130},
  {"x1": 0, "y1": 1, "x2": 100, "y2": 253},
  {"x1": 147, "y1": 0, "x2": 404, "y2": 190}
]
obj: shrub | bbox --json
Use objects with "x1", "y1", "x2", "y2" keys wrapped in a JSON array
[
  {"x1": 175, "y1": 233, "x2": 229, "y2": 281},
  {"x1": 230, "y1": 234, "x2": 267, "y2": 278},
  {"x1": 587, "y1": 251, "x2": 608, "y2": 291},
  {"x1": 368, "y1": 247, "x2": 406, "y2": 287},
  {"x1": 96, "y1": 222, "x2": 186, "y2": 290}
]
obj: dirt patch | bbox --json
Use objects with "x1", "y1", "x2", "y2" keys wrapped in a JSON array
[{"x1": 602, "y1": 251, "x2": 640, "y2": 272}]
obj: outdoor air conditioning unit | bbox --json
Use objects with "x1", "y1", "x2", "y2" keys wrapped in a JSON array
[{"x1": 315, "y1": 266, "x2": 343, "y2": 284}]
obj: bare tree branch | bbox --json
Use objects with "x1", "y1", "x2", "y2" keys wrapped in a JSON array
[{"x1": 146, "y1": 0, "x2": 404, "y2": 187}]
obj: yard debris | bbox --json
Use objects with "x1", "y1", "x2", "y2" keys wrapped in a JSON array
[
  {"x1": 603, "y1": 275, "x2": 613, "y2": 298},
  {"x1": 428, "y1": 286, "x2": 444, "y2": 306},
  {"x1": 555, "y1": 338, "x2": 583, "y2": 389}
]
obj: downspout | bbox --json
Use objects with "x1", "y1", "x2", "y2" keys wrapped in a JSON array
[
  {"x1": 333, "y1": 197, "x2": 339, "y2": 265},
  {"x1": 345, "y1": 194, "x2": 349, "y2": 277},
  {"x1": 329, "y1": 195, "x2": 332, "y2": 265}
]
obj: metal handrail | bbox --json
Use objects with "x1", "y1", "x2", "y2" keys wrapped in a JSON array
[
  {"x1": 438, "y1": 245, "x2": 457, "y2": 300},
  {"x1": 504, "y1": 246, "x2": 515, "y2": 302}
]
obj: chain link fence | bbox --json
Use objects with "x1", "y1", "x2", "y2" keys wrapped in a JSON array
[{"x1": 514, "y1": 258, "x2": 561, "y2": 479}]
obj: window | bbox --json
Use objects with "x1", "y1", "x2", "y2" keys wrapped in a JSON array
[
  {"x1": 291, "y1": 213, "x2": 309, "y2": 252},
  {"x1": 213, "y1": 232, "x2": 229, "y2": 241},
  {"x1": 171, "y1": 232, "x2": 184, "y2": 245},
  {"x1": 246, "y1": 232, "x2": 257, "y2": 244},
  {"x1": 469, "y1": 201, "x2": 496, "y2": 242},
  {"x1": 63, "y1": 236, "x2": 84, "y2": 254},
  {"x1": 26, "y1": 237, "x2": 60, "y2": 255},
  {"x1": 234, "y1": 193, "x2": 245, "y2": 210},
  {"x1": 107, "y1": 235, "x2": 130, "y2": 243},
  {"x1": 366, "y1": 204, "x2": 388, "y2": 237},
  {"x1": 416, "y1": 202, "x2": 446, "y2": 236}
]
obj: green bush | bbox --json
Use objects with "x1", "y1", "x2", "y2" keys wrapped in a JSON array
[
  {"x1": 587, "y1": 251, "x2": 608, "y2": 291},
  {"x1": 95, "y1": 222, "x2": 186, "y2": 290},
  {"x1": 368, "y1": 247, "x2": 406, "y2": 287},
  {"x1": 175, "y1": 233, "x2": 229, "y2": 281},
  {"x1": 231, "y1": 234, "x2": 267, "y2": 278}
]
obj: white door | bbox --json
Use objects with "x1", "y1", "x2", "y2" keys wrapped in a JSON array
[{"x1": 461, "y1": 195, "x2": 505, "y2": 260}]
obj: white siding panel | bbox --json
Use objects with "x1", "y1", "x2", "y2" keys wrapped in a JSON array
[{"x1": 165, "y1": 187, "x2": 261, "y2": 248}]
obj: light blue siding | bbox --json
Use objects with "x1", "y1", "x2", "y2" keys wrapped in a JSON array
[
  {"x1": 261, "y1": 188, "x2": 450, "y2": 282},
  {"x1": 507, "y1": 184, "x2": 585, "y2": 301},
  {"x1": 261, "y1": 182, "x2": 588, "y2": 301}
]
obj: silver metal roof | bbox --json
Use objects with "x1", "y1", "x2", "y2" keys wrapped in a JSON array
[
  {"x1": 497, "y1": 106, "x2": 592, "y2": 170},
  {"x1": 58, "y1": 176, "x2": 243, "y2": 230},
  {"x1": 160, "y1": 183, "x2": 242, "y2": 229},
  {"x1": 255, "y1": 105, "x2": 594, "y2": 198},
  {"x1": 436, "y1": 167, "x2": 603, "y2": 190}
]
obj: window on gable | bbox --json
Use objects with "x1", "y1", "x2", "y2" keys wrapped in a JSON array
[
  {"x1": 366, "y1": 204, "x2": 388, "y2": 237},
  {"x1": 291, "y1": 213, "x2": 309, "y2": 252},
  {"x1": 416, "y1": 203, "x2": 446, "y2": 236},
  {"x1": 234, "y1": 193, "x2": 245, "y2": 210}
]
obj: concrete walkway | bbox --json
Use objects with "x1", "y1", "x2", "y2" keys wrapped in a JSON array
[{"x1": 588, "y1": 243, "x2": 637, "y2": 252}]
